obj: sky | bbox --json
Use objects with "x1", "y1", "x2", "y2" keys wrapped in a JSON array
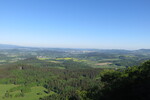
[{"x1": 0, "y1": 0, "x2": 150, "y2": 50}]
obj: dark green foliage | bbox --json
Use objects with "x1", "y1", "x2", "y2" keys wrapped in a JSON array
[
  {"x1": 14, "y1": 93, "x2": 24, "y2": 97},
  {"x1": 0, "y1": 59, "x2": 102, "y2": 100},
  {"x1": 4, "y1": 91, "x2": 12, "y2": 98},
  {"x1": 0, "y1": 48, "x2": 150, "y2": 100},
  {"x1": 86, "y1": 60, "x2": 150, "y2": 100}
]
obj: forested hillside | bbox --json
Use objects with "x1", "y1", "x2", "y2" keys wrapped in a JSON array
[
  {"x1": 86, "y1": 61, "x2": 150, "y2": 100},
  {"x1": 0, "y1": 58, "x2": 149, "y2": 100},
  {"x1": 0, "y1": 48, "x2": 150, "y2": 100}
]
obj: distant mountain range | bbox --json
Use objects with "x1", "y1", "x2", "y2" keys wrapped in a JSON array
[
  {"x1": 0, "y1": 44, "x2": 150, "y2": 52},
  {"x1": 0, "y1": 44, "x2": 22, "y2": 49}
]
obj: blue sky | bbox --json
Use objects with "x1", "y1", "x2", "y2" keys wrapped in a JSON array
[{"x1": 0, "y1": 0, "x2": 150, "y2": 49}]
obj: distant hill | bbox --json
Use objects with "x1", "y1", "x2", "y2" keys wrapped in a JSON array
[
  {"x1": 133, "y1": 49, "x2": 150, "y2": 54},
  {"x1": 138, "y1": 49, "x2": 150, "y2": 52},
  {"x1": 0, "y1": 44, "x2": 22, "y2": 49}
]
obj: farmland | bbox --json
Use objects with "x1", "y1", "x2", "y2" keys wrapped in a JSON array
[{"x1": 0, "y1": 47, "x2": 150, "y2": 99}]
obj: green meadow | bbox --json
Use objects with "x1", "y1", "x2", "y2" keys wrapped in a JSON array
[{"x1": 0, "y1": 84, "x2": 53, "y2": 100}]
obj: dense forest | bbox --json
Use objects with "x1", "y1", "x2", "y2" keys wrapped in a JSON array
[{"x1": 0, "y1": 47, "x2": 149, "y2": 100}]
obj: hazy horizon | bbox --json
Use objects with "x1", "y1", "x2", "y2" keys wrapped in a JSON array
[
  {"x1": 0, "y1": 43, "x2": 150, "y2": 50},
  {"x1": 0, "y1": 0, "x2": 150, "y2": 50}
]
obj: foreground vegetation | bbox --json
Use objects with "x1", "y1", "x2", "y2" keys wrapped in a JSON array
[
  {"x1": 0, "y1": 48, "x2": 150, "y2": 100},
  {"x1": 0, "y1": 84, "x2": 52, "y2": 100},
  {"x1": 0, "y1": 58, "x2": 149, "y2": 100}
]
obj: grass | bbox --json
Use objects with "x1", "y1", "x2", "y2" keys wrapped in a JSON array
[
  {"x1": 0, "y1": 84, "x2": 54, "y2": 100},
  {"x1": 98, "y1": 59, "x2": 120, "y2": 62},
  {"x1": 95, "y1": 62, "x2": 112, "y2": 66},
  {"x1": 56, "y1": 57, "x2": 87, "y2": 62},
  {"x1": 0, "y1": 60, "x2": 6, "y2": 62},
  {"x1": 55, "y1": 67, "x2": 66, "y2": 69},
  {"x1": 47, "y1": 61, "x2": 61, "y2": 63},
  {"x1": 0, "y1": 84, "x2": 18, "y2": 99},
  {"x1": 93, "y1": 65, "x2": 126, "y2": 69},
  {"x1": 37, "y1": 57, "x2": 50, "y2": 60},
  {"x1": 56, "y1": 57, "x2": 73, "y2": 60}
]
